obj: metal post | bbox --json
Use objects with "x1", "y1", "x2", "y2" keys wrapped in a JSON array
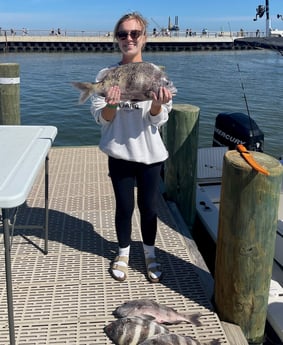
[
  {"x1": 44, "y1": 155, "x2": 49, "y2": 255},
  {"x1": 266, "y1": 0, "x2": 270, "y2": 37},
  {"x1": 2, "y1": 208, "x2": 16, "y2": 345}
]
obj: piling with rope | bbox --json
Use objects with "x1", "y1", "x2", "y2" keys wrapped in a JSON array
[
  {"x1": 0, "y1": 63, "x2": 21, "y2": 125},
  {"x1": 214, "y1": 148, "x2": 283, "y2": 344},
  {"x1": 163, "y1": 103, "x2": 200, "y2": 229}
]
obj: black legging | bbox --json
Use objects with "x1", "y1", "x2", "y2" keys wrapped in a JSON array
[{"x1": 108, "y1": 156, "x2": 163, "y2": 248}]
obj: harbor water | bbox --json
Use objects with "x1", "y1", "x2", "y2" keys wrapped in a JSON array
[{"x1": 0, "y1": 49, "x2": 282, "y2": 158}]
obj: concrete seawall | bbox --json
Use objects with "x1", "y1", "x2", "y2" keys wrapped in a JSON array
[{"x1": 0, "y1": 35, "x2": 254, "y2": 53}]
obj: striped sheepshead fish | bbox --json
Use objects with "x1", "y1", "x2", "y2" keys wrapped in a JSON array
[
  {"x1": 114, "y1": 299, "x2": 202, "y2": 326},
  {"x1": 104, "y1": 316, "x2": 169, "y2": 345},
  {"x1": 139, "y1": 334, "x2": 222, "y2": 345},
  {"x1": 72, "y1": 62, "x2": 177, "y2": 104}
]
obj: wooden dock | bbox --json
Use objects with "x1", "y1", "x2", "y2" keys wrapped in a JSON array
[{"x1": 0, "y1": 146, "x2": 248, "y2": 344}]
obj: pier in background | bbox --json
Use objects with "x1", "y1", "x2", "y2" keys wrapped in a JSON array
[{"x1": 0, "y1": 29, "x2": 261, "y2": 52}]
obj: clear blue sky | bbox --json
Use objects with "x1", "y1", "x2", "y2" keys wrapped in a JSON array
[{"x1": 1, "y1": 0, "x2": 283, "y2": 33}]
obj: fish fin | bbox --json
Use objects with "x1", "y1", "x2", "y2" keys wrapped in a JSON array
[
  {"x1": 138, "y1": 314, "x2": 156, "y2": 322},
  {"x1": 72, "y1": 82, "x2": 96, "y2": 104},
  {"x1": 144, "y1": 90, "x2": 155, "y2": 99},
  {"x1": 112, "y1": 309, "x2": 120, "y2": 317}
]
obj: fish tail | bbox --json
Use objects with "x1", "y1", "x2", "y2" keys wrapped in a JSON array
[
  {"x1": 72, "y1": 82, "x2": 96, "y2": 104},
  {"x1": 185, "y1": 312, "x2": 202, "y2": 326}
]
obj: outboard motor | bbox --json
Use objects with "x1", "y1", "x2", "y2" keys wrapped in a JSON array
[{"x1": 213, "y1": 112, "x2": 264, "y2": 152}]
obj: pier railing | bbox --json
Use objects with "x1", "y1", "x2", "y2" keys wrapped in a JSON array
[
  {"x1": 0, "y1": 28, "x2": 265, "y2": 39},
  {"x1": 0, "y1": 29, "x2": 264, "y2": 53}
]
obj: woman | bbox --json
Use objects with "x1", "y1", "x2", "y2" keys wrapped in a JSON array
[{"x1": 91, "y1": 12, "x2": 173, "y2": 283}]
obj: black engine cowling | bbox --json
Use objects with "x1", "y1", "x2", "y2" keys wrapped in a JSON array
[{"x1": 213, "y1": 112, "x2": 264, "y2": 152}]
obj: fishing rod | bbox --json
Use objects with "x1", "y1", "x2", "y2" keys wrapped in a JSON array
[
  {"x1": 229, "y1": 21, "x2": 255, "y2": 128},
  {"x1": 236, "y1": 63, "x2": 251, "y2": 118},
  {"x1": 236, "y1": 62, "x2": 257, "y2": 144}
]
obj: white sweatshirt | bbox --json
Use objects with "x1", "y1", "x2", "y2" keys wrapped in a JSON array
[{"x1": 90, "y1": 67, "x2": 172, "y2": 165}]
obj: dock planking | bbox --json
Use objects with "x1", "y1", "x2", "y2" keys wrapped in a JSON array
[{"x1": 0, "y1": 146, "x2": 247, "y2": 344}]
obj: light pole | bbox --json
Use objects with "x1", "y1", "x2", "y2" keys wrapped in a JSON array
[{"x1": 266, "y1": 0, "x2": 271, "y2": 37}]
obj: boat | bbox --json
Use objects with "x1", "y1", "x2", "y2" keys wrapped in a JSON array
[{"x1": 195, "y1": 112, "x2": 283, "y2": 343}]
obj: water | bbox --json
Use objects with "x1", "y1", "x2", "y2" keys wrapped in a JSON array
[{"x1": 0, "y1": 50, "x2": 282, "y2": 158}]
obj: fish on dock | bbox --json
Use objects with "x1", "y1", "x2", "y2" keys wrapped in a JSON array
[
  {"x1": 139, "y1": 334, "x2": 222, "y2": 345},
  {"x1": 104, "y1": 315, "x2": 169, "y2": 345},
  {"x1": 113, "y1": 299, "x2": 202, "y2": 326},
  {"x1": 72, "y1": 62, "x2": 177, "y2": 104}
]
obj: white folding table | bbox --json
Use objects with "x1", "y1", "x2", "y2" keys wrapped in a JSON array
[{"x1": 0, "y1": 125, "x2": 57, "y2": 345}]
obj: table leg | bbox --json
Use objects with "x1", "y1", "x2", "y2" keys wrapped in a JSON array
[
  {"x1": 44, "y1": 155, "x2": 49, "y2": 255},
  {"x1": 3, "y1": 208, "x2": 16, "y2": 345}
]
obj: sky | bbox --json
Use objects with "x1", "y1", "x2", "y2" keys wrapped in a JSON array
[{"x1": 1, "y1": 0, "x2": 283, "y2": 34}]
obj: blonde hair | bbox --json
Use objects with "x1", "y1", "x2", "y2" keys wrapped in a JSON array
[{"x1": 113, "y1": 12, "x2": 148, "y2": 39}]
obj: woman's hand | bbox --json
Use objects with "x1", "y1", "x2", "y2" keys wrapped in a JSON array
[
  {"x1": 150, "y1": 87, "x2": 172, "y2": 116},
  {"x1": 105, "y1": 85, "x2": 121, "y2": 106},
  {"x1": 101, "y1": 86, "x2": 121, "y2": 121}
]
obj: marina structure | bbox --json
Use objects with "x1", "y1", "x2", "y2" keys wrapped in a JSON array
[{"x1": 0, "y1": 30, "x2": 259, "y2": 53}]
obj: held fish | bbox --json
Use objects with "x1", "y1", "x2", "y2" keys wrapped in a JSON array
[
  {"x1": 104, "y1": 316, "x2": 169, "y2": 345},
  {"x1": 72, "y1": 62, "x2": 177, "y2": 104},
  {"x1": 139, "y1": 334, "x2": 222, "y2": 345},
  {"x1": 114, "y1": 299, "x2": 202, "y2": 326}
]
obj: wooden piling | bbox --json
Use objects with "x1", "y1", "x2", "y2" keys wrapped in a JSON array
[
  {"x1": 0, "y1": 63, "x2": 20, "y2": 125},
  {"x1": 214, "y1": 150, "x2": 283, "y2": 344},
  {"x1": 163, "y1": 104, "x2": 200, "y2": 228}
]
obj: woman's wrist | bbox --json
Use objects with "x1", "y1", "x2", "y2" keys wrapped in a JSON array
[
  {"x1": 106, "y1": 103, "x2": 118, "y2": 109},
  {"x1": 102, "y1": 103, "x2": 118, "y2": 121},
  {"x1": 150, "y1": 104, "x2": 162, "y2": 116}
]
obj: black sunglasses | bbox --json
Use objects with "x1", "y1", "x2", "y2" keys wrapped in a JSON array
[{"x1": 116, "y1": 30, "x2": 143, "y2": 40}]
